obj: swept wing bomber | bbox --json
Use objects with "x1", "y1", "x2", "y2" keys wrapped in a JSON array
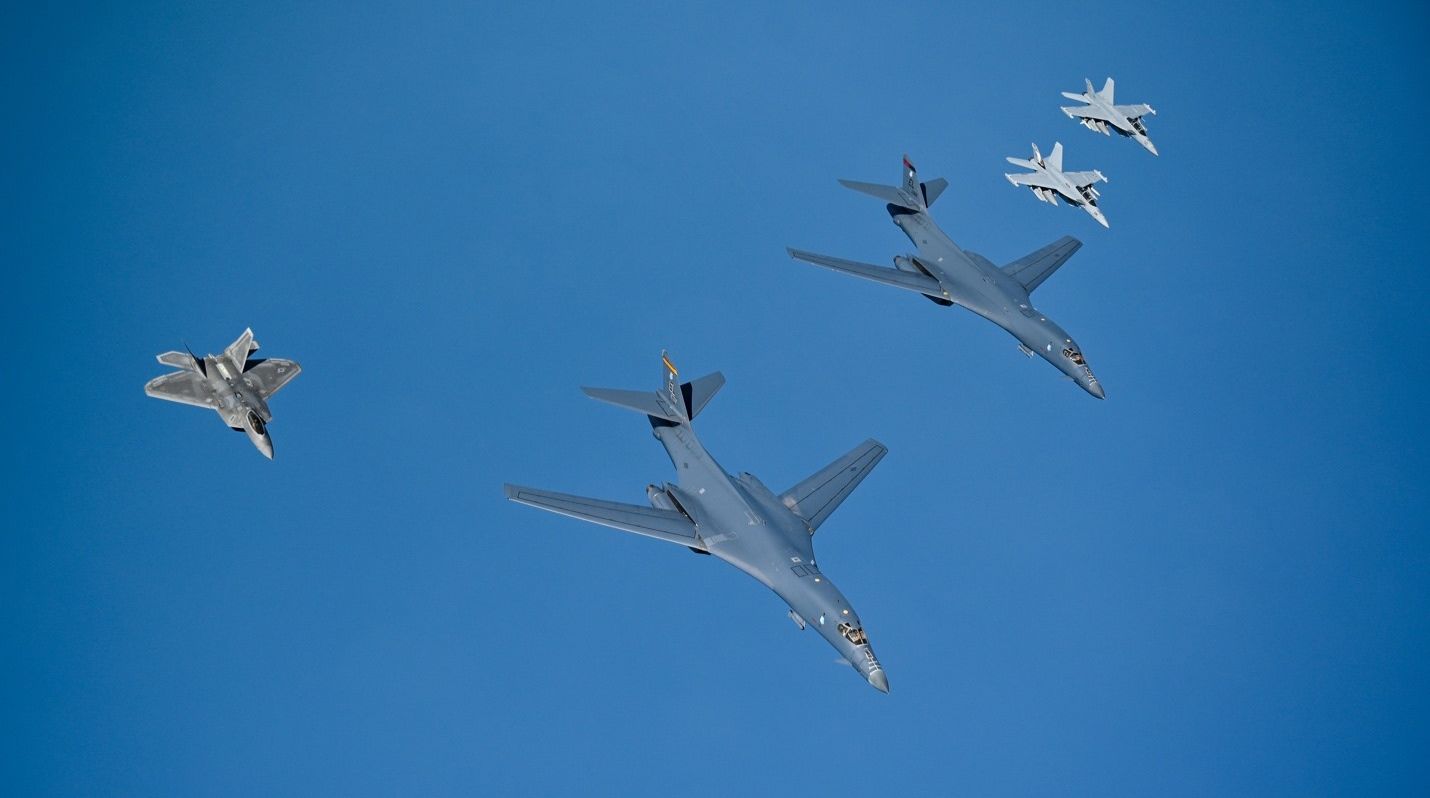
[
  {"x1": 788, "y1": 156, "x2": 1104, "y2": 398},
  {"x1": 1061, "y1": 77, "x2": 1158, "y2": 155},
  {"x1": 144, "y1": 328, "x2": 300, "y2": 459},
  {"x1": 1005, "y1": 142, "x2": 1110, "y2": 228},
  {"x1": 504, "y1": 352, "x2": 892, "y2": 692}
]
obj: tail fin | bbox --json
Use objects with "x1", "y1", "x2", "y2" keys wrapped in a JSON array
[
  {"x1": 1046, "y1": 142, "x2": 1064, "y2": 172},
  {"x1": 223, "y1": 328, "x2": 258, "y2": 368},
  {"x1": 582, "y1": 351, "x2": 725, "y2": 424},
  {"x1": 1098, "y1": 77, "x2": 1114, "y2": 102},
  {"x1": 838, "y1": 155, "x2": 947, "y2": 210}
]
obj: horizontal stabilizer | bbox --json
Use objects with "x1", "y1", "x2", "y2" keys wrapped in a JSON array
[
  {"x1": 838, "y1": 178, "x2": 920, "y2": 209},
  {"x1": 780, "y1": 439, "x2": 888, "y2": 532},
  {"x1": 582, "y1": 387, "x2": 686, "y2": 423},
  {"x1": 156, "y1": 351, "x2": 199, "y2": 371},
  {"x1": 503, "y1": 484, "x2": 702, "y2": 549},
  {"x1": 1000, "y1": 236, "x2": 1082, "y2": 294},
  {"x1": 787, "y1": 248, "x2": 945, "y2": 299},
  {"x1": 682, "y1": 371, "x2": 725, "y2": 420},
  {"x1": 145, "y1": 371, "x2": 214, "y2": 409},
  {"x1": 921, "y1": 178, "x2": 948, "y2": 207}
]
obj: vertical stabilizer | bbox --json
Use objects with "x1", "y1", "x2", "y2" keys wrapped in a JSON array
[
  {"x1": 1046, "y1": 142, "x2": 1064, "y2": 172},
  {"x1": 582, "y1": 352, "x2": 724, "y2": 424},
  {"x1": 1098, "y1": 77, "x2": 1115, "y2": 103},
  {"x1": 224, "y1": 328, "x2": 258, "y2": 368},
  {"x1": 900, "y1": 155, "x2": 923, "y2": 208}
]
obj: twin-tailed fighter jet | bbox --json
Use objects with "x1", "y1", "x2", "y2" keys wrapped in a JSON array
[
  {"x1": 1060, "y1": 77, "x2": 1158, "y2": 155},
  {"x1": 504, "y1": 352, "x2": 892, "y2": 692},
  {"x1": 1005, "y1": 142, "x2": 1110, "y2": 228},
  {"x1": 789, "y1": 156, "x2": 1104, "y2": 399},
  {"x1": 144, "y1": 328, "x2": 300, "y2": 459}
]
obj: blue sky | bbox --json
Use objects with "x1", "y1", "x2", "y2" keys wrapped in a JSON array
[{"x1": 5, "y1": 1, "x2": 1428, "y2": 795}]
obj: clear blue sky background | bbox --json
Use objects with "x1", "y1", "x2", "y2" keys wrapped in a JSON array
[{"x1": 5, "y1": 1, "x2": 1428, "y2": 795}]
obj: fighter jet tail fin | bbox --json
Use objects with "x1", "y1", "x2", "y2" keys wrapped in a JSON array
[
  {"x1": 223, "y1": 328, "x2": 259, "y2": 368},
  {"x1": 582, "y1": 352, "x2": 725, "y2": 424},
  {"x1": 1046, "y1": 142, "x2": 1064, "y2": 172},
  {"x1": 1001, "y1": 235, "x2": 1082, "y2": 294},
  {"x1": 779, "y1": 439, "x2": 888, "y2": 533},
  {"x1": 1098, "y1": 77, "x2": 1115, "y2": 103}
]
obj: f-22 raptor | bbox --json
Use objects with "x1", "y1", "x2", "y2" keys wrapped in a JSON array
[
  {"x1": 789, "y1": 156, "x2": 1105, "y2": 398},
  {"x1": 504, "y1": 352, "x2": 892, "y2": 692},
  {"x1": 144, "y1": 328, "x2": 301, "y2": 459},
  {"x1": 1005, "y1": 142, "x2": 1110, "y2": 228},
  {"x1": 1061, "y1": 77, "x2": 1158, "y2": 155}
]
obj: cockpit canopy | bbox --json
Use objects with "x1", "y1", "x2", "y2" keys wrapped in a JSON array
[
  {"x1": 837, "y1": 622, "x2": 868, "y2": 646},
  {"x1": 1062, "y1": 347, "x2": 1086, "y2": 366},
  {"x1": 247, "y1": 411, "x2": 266, "y2": 435}
]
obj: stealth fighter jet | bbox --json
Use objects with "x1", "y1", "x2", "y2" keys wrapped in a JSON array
[
  {"x1": 1005, "y1": 142, "x2": 1110, "y2": 228},
  {"x1": 504, "y1": 352, "x2": 892, "y2": 692},
  {"x1": 1060, "y1": 77, "x2": 1158, "y2": 155},
  {"x1": 788, "y1": 156, "x2": 1104, "y2": 398},
  {"x1": 144, "y1": 328, "x2": 300, "y2": 459}
]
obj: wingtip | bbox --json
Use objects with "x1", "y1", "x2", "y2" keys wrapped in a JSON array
[{"x1": 502, "y1": 483, "x2": 521, "y2": 500}]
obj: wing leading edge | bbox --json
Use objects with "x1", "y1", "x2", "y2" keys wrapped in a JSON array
[
  {"x1": 1000, "y1": 236, "x2": 1082, "y2": 294},
  {"x1": 503, "y1": 484, "x2": 701, "y2": 549},
  {"x1": 786, "y1": 249, "x2": 945, "y2": 299},
  {"x1": 779, "y1": 439, "x2": 888, "y2": 532}
]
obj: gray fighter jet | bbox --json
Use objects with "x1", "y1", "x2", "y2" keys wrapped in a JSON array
[
  {"x1": 503, "y1": 352, "x2": 892, "y2": 692},
  {"x1": 1005, "y1": 142, "x2": 1110, "y2": 228},
  {"x1": 144, "y1": 328, "x2": 300, "y2": 459},
  {"x1": 788, "y1": 156, "x2": 1104, "y2": 398},
  {"x1": 1060, "y1": 77, "x2": 1158, "y2": 155}
]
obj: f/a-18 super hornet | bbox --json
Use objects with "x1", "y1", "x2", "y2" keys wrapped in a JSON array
[
  {"x1": 1005, "y1": 142, "x2": 1110, "y2": 228},
  {"x1": 504, "y1": 352, "x2": 892, "y2": 692},
  {"x1": 1060, "y1": 77, "x2": 1158, "y2": 155},
  {"x1": 788, "y1": 156, "x2": 1104, "y2": 398},
  {"x1": 144, "y1": 328, "x2": 300, "y2": 459}
]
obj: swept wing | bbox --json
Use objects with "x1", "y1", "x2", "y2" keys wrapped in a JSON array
[
  {"x1": 786, "y1": 249, "x2": 945, "y2": 299},
  {"x1": 1000, "y1": 236, "x2": 1082, "y2": 294},
  {"x1": 144, "y1": 371, "x2": 215, "y2": 409},
  {"x1": 779, "y1": 439, "x2": 888, "y2": 532},
  {"x1": 243, "y1": 358, "x2": 301, "y2": 398},
  {"x1": 503, "y1": 484, "x2": 701, "y2": 548}
]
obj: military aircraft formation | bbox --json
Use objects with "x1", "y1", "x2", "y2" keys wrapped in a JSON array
[{"x1": 147, "y1": 76, "x2": 1157, "y2": 692}]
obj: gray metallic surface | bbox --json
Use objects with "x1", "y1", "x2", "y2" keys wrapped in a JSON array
[
  {"x1": 789, "y1": 156, "x2": 1105, "y2": 398},
  {"x1": 1060, "y1": 77, "x2": 1159, "y2": 155},
  {"x1": 504, "y1": 353, "x2": 891, "y2": 692},
  {"x1": 1005, "y1": 142, "x2": 1111, "y2": 228},
  {"x1": 143, "y1": 328, "x2": 301, "y2": 459}
]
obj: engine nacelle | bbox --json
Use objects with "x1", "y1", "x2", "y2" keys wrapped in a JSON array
[
  {"x1": 647, "y1": 484, "x2": 676, "y2": 512},
  {"x1": 892, "y1": 255, "x2": 920, "y2": 273}
]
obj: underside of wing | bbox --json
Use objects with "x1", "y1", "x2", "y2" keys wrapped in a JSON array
[
  {"x1": 504, "y1": 484, "x2": 701, "y2": 549},
  {"x1": 1062, "y1": 104, "x2": 1118, "y2": 123},
  {"x1": 144, "y1": 371, "x2": 215, "y2": 409},
  {"x1": 779, "y1": 439, "x2": 888, "y2": 532},
  {"x1": 1005, "y1": 170, "x2": 1060, "y2": 190},
  {"x1": 1000, "y1": 236, "x2": 1082, "y2": 294},
  {"x1": 1062, "y1": 170, "x2": 1106, "y2": 189},
  {"x1": 786, "y1": 249, "x2": 944, "y2": 298},
  {"x1": 243, "y1": 358, "x2": 302, "y2": 398},
  {"x1": 1114, "y1": 103, "x2": 1154, "y2": 119}
]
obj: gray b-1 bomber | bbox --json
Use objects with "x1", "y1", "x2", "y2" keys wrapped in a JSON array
[
  {"x1": 144, "y1": 328, "x2": 301, "y2": 459},
  {"x1": 1060, "y1": 77, "x2": 1158, "y2": 155},
  {"x1": 788, "y1": 156, "x2": 1104, "y2": 398},
  {"x1": 504, "y1": 352, "x2": 892, "y2": 692}
]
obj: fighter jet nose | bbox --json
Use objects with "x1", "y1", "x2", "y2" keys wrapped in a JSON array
[
  {"x1": 1145, "y1": 140, "x2": 1159, "y2": 156},
  {"x1": 258, "y1": 439, "x2": 274, "y2": 459},
  {"x1": 868, "y1": 670, "x2": 889, "y2": 693}
]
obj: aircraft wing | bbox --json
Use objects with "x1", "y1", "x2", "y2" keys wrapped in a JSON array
[
  {"x1": 144, "y1": 371, "x2": 215, "y2": 409},
  {"x1": 503, "y1": 484, "x2": 702, "y2": 548},
  {"x1": 786, "y1": 249, "x2": 944, "y2": 299},
  {"x1": 1114, "y1": 103, "x2": 1154, "y2": 119},
  {"x1": 1000, "y1": 236, "x2": 1082, "y2": 294},
  {"x1": 1062, "y1": 170, "x2": 1106, "y2": 189},
  {"x1": 243, "y1": 358, "x2": 301, "y2": 398},
  {"x1": 779, "y1": 439, "x2": 888, "y2": 532},
  {"x1": 1004, "y1": 170, "x2": 1061, "y2": 190},
  {"x1": 1061, "y1": 103, "x2": 1119, "y2": 123}
]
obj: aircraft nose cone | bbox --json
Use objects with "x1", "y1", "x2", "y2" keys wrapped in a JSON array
[
  {"x1": 868, "y1": 670, "x2": 889, "y2": 694},
  {"x1": 255, "y1": 435, "x2": 274, "y2": 460},
  {"x1": 1089, "y1": 382, "x2": 1106, "y2": 400}
]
